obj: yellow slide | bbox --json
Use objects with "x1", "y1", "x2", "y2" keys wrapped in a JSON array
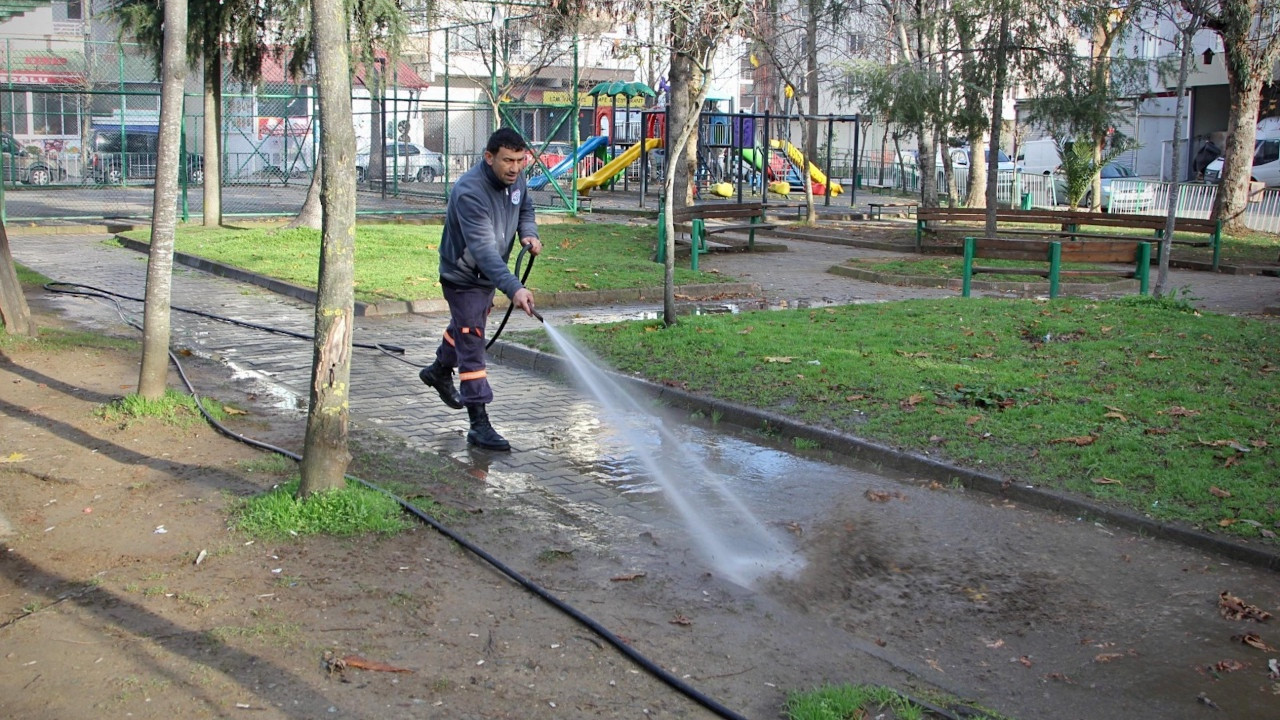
[
  {"x1": 769, "y1": 139, "x2": 843, "y2": 196},
  {"x1": 576, "y1": 137, "x2": 663, "y2": 194}
]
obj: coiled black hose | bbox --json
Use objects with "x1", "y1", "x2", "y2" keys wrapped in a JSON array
[
  {"x1": 485, "y1": 242, "x2": 537, "y2": 349},
  {"x1": 42, "y1": 280, "x2": 754, "y2": 720}
]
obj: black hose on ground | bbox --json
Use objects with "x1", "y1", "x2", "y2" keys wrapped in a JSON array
[{"x1": 42, "y1": 280, "x2": 753, "y2": 720}]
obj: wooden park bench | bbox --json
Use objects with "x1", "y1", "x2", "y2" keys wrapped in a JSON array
[
  {"x1": 868, "y1": 201, "x2": 918, "y2": 220},
  {"x1": 657, "y1": 201, "x2": 777, "y2": 270},
  {"x1": 918, "y1": 207, "x2": 1222, "y2": 270},
  {"x1": 961, "y1": 236, "x2": 1152, "y2": 298}
]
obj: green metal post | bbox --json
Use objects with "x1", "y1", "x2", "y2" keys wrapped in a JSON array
[
  {"x1": 571, "y1": 33, "x2": 580, "y2": 215},
  {"x1": 691, "y1": 218, "x2": 704, "y2": 270},
  {"x1": 1137, "y1": 241, "x2": 1151, "y2": 295},
  {"x1": 1048, "y1": 241, "x2": 1062, "y2": 298},
  {"x1": 444, "y1": 29, "x2": 451, "y2": 193},
  {"x1": 180, "y1": 121, "x2": 189, "y2": 221},
  {"x1": 962, "y1": 236, "x2": 975, "y2": 297}
]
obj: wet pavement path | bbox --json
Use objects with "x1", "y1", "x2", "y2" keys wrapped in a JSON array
[{"x1": 10, "y1": 231, "x2": 1280, "y2": 720}]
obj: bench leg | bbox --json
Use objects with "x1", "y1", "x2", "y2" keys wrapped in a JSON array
[
  {"x1": 1048, "y1": 242, "x2": 1062, "y2": 299},
  {"x1": 962, "y1": 236, "x2": 975, "y2": 298},
  {"x1": 1137, "y1": 242, "x2": 1151, "y2": 295},
  {"x1": 656, "y1": 213, "x2": 666, "y2": 263},
  {"x1": 691, "y1": 218, "x2": 705, "y2": 271}
]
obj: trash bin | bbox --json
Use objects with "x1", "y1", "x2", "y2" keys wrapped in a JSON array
[{"x1": 1020, "y1": 192, "x2": 1032, "y2": 210}]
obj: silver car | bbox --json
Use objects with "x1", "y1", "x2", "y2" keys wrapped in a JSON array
[
  {"x1": 1054, "y1": 163, "x2": 1155, "y2": 211},
  {"x1": 356, "y1": 142, "x2": 445, "y2": 184}
]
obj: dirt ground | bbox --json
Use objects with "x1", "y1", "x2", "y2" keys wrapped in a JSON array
[{"x1": 3, "y1": 292, "x2": 1280, "y2": 720}]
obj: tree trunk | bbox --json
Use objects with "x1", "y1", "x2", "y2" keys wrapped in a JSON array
[
  {"x1": 137, "y1": 0, "x2": 188, "y2": 399},
  {"x1": 918, "y1": 125, "x2": 937, "y2": 208},
  {"x1": 668, "y1": 49, "x2": 693, "y2": 209},
  {"x1": 985, "y1": 9, "x2": 1010, "y2": 236},
  {"x1": 804, "y1": 0, "x2": 820, "y2": 164},
  {"x1": 1215, "y1": 77, "x2": 1263, "y2": 233},
  {"x1": 1159, "y1": 23, "x2": 1197, "y2": 297},
  {"x1": 965, "y1": 130, "x2": 988, "y2": 208},
  {"x1": 203, "y1": 54, "x2": 222, "y2": 227},
  {"x1": 286, "y1": 153, "x2": 324, "y2": 230},
  {"x1": 797, "y1": 112, "x2": 816, "y2": 223},
  {"x1": 0, "y1": 218, "x2": 33, "y2": 336},
  {"x1": 298, "y1": 0, "x2": 358, "y2": 496}
]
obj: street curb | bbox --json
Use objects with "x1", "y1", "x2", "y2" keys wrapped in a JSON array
[
  {"x1": 488, "y1": 340, "x2": 1280, "y2": 573},
  {"x1": 827, "y1": 264, "x2": 1141, "y2": 296},
  {"x1": 113, "y1": 235, "x2": 762, "y2": 316}
]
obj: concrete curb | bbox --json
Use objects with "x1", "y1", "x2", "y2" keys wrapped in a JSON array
[
  {"x1": 488, "y1": 340, "x2": 1280, "y2": 574},
  {"x1": 113, "y1": 235, "x2": 762, "y2": 316}
]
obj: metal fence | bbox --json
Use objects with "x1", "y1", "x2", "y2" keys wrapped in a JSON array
[
  {"x1": 1108, "y1": 178, "x2": 1280, "y2": 234},
  {"x1": 0, "y1": 37, "x2": 596, "y2": 222}
]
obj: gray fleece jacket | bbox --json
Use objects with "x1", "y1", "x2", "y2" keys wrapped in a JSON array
[{"x1": 437, "y1": 159, "x2": 539, "y2": 299}]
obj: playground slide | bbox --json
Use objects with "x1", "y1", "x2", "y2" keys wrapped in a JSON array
[
  {"x1": 576, "y1": 137, "x2": 663, "y2": 194},
  {"x1": 527, "y1": 135, "x2": 609, "y2": 190},
  {"x1": 768, "y1": 139, "x2": 844, "y2": 196}
]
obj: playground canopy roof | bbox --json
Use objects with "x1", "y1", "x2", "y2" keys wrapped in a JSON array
[{"x1": 587, "y1": 80, "x2": 655, "y2": 99}]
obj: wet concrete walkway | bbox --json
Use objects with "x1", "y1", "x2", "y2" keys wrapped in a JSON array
[{"x1": 9, "y1": 231, "x2": 1280, "y2": 720}]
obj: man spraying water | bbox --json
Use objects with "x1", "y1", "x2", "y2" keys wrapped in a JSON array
[{"x1": 419, "y1": 128, "x2": 542, "y2": 451}]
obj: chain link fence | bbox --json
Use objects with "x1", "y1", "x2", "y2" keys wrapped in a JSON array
[{"x1": 0, "y1": 37, "x2": 596, "y2": 222}]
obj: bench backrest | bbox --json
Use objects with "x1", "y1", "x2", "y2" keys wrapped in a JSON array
[
  {"x1": 672, "y1": 202, "x2": 765, "y2": 222},
  {"x1": 968, "y1": 236, "x2": 1146, "y2": 263},
  {"x1": 918, "y1": 206, "x2": 1218, "y2": 234}
]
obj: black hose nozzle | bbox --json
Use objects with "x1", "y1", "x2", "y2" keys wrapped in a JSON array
[{"x1": 531, "y1": 309, "x2": 544, "y2": 323}]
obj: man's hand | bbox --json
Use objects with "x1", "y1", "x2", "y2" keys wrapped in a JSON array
[
  {"x1": 521, "y1": 236, "x2": 543, "y2": 256},
  {"x1": 513, "y1": 288, "x2": 536, "y2": 317}
]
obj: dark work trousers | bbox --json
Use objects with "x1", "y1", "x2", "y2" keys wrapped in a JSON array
[{"x1": 434, "y1": 283, "x2": 496, "y2": 405}]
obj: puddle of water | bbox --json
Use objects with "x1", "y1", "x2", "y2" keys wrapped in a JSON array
[{"x1": 541, "y1": 321, "x2": 801, "y2": 586}]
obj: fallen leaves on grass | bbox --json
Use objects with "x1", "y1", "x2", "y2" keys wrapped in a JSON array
[
  {"x1": 1050, "y1": 435, "x2": 1096, "y2": 446},
  {"x1": 1209, "y1": 486, "x2": 1232, "y2": 499},
  {"x1": 1092, "y1": 477, "x2": 1122, "y2": 485},
  {"x1": 899, "y1": 393, "x2": 926, "y2": 410},
  {"x1": 1161, "y1": 406, "x2": 1201, "y2": 417},
  {"x1": 1199, "y1": 438, "x2": 1252, "y2": 453},
  {"x1": 1219, "y1": 592, "x2": 1273, "y2": 622},
  {"x1": 0, "y1": 452, "x2": 27, "y2": 463},
  {"x1": 762, "y1": 356, "x2": 794, "y2": 363}
]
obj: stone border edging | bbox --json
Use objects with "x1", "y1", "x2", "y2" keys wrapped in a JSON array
[
  {"x1": 827, "y1": 263, "x2": 1140, "y2": 296},
  {"x1": 113, "y1": 235, "x2": 761, "y2": 316},
  {"x1": 488, "y1": 340, "x2": 1280, "y2": 573}
]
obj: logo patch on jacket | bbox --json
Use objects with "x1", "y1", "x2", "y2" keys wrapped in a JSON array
[{"x1": 511, "y1": 189, "x2": 522, "y2": 205}]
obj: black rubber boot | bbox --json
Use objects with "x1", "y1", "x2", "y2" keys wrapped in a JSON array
[
  {"x1": 466, "y1": 404, "x2": 511, "y2": 451},
  {"x1": 419, "y1": 362, "x2": 464, "y2": 409}
]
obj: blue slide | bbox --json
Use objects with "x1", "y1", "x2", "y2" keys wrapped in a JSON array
[{"x1": 527, "y1": 135, "x2": 609, "y2": 190}]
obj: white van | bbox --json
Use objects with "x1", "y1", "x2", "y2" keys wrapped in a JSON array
[
  {"x1": 1203, "y1": 117, "x2": 1280, "y2": 186},
  {"x1": 1016, "y1": 139, "x2": 1060, "y2": 175},
  {"x1": 1203, "y1": 137, "x2": 1280, "y2": 186}
]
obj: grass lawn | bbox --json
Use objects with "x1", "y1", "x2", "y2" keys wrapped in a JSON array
[
  {"x1": 525, "y1": 295, "x2": 1280, "y2": 543},
  {"x1": 116, "y1": 222, "x2": 733, "y2": 304}
]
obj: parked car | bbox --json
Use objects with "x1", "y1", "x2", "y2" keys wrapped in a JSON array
[
  {"x1": 944, "y1": 145, "x2": 1015, "y2": 172},
  {"x1": 1, "y1": 132, "x2": 66, "y2": 186},
  {"x1": 1203, "y1": 135, "x2": 1280, "y2": 187},
  {"x1": 356, "y1": 142, "x2": 445, "y2": 183},
  {"x1": 1053, "y1": 162, "x2": 1155, "y2": 211},
  {"x1": 89, "y1": 128, "x2": 204, "y2": 185}
]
